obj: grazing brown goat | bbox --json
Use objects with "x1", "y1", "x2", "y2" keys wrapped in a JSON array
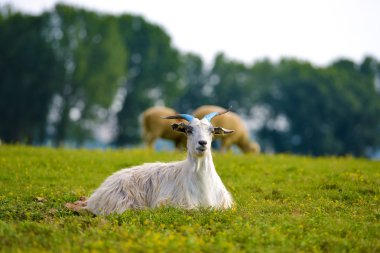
[
  {"x1": 141, "y1": 106, "x2": 187, "y2": 149},
  {"x1": 193, "y1": 105, "x2": 260, "y2": 154}
]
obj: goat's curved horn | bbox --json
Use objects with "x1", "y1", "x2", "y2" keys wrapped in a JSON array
[
  {"x1": 203, "y1": 107, "x2": 231, "y2": 122},
  {"x1": 161, "y1": 114, "x2": 194, "y2": 122}
]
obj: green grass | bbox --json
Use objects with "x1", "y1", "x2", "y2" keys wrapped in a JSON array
[{"x1": 0, "y1": 145, "x2": 379, "y2": 252}]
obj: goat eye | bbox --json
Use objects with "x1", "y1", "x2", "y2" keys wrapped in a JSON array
[{"x1": 186, "y1": 128, "x2": 193, "y2": 134}]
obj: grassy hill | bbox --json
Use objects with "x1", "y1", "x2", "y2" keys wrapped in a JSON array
[{"x1": 0, "y1": 145, "x2": 379, "y2": 252}]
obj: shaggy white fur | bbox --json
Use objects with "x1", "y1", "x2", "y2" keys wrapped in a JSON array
[{"x1": 86, "y1": 117, "x2": 234, "y2": 215}]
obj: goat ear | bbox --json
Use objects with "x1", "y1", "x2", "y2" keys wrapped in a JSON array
[
  {"x1": 213, "y1": 127, "x2": 234, "y2": 135},
  {"x1": 171, "y1": 122, "x2": 187, "y2": 133}
]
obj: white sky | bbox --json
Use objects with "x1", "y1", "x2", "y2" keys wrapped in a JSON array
[{"x1": 1, "y1": 0, "x2": 380, "y2": 66}]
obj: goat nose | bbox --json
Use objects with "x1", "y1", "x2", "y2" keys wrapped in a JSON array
[{"x1": 198, "y1": 140, "x2": 207, "y2": 146}]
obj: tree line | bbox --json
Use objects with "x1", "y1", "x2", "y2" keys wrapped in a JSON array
[{"x1": 1, "y1": 4, "x2": 380, "y2": 157}]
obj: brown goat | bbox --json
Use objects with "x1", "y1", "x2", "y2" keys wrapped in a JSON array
[
  {"x1": 193, "y1": 105, "x2": 260, "y2": 154},
  {"x1": 141, "y1": 106, "x2": 187, "y2": 149}
]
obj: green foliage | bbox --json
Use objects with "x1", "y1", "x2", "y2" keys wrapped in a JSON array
[
  {"x1": 46, "y1": 5, "x2": 127, "y2": 144},
  {"x1": 0, "y1": 4, "x2": 379, "y2": 157},
  {"x1": 209, "y1": 53, "x2": 251, "y2": 111},
  {"x1": 257, "y1": 57, "x2": 380, "y2": 156},
  {"x1": 174, "y1": 53, "x2": 209, "y2": 113},
  {"x1": 115, "y1": 15, "x2": 181, "y2": 143},
  {"x1": 0, "y1": 12, "x2": 62, "y2": 143},
  {"x1": 1, "y1": 146, "x2": 379, "y2": 252}
]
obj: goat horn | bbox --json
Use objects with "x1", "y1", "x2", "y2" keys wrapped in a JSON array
[
  {"x1": 161, "y1": 114, "x2": 194, "y2": 122},
  {"x1": 203, "y1": 106, "x2": 231, "y2": 122}
]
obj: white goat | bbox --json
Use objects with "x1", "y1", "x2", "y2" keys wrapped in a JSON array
[{"x1": 83, "y1": 110, "x2": 234, "y2": 215}]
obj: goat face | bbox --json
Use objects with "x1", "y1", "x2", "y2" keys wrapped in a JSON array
[
  {"x1": 163, "y1": 109, "x2": 234, "y2": 156},
  {"x1": 186, "y1": 118, "x2": 214, "y2": 157},
  {"x1": 171, "y1": 118, "x2": 234, "y2": 157}
]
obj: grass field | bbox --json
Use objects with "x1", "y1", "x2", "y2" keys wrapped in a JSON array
[{"x1": 0, "y1": 145, "x2": 379, "y2": 252}]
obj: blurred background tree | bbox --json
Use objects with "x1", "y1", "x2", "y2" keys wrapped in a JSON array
[
  {"x1": 209, "y1": 53, "x2": 251, "y2": 112},
  {"x1": 0, "y1": 10, "x2": 62, "y2": 144},
  {"x1": 0, "y1": 4, "x2": 379, "y2": 157},
  {"x1": 173, "y1": 53, "x2": 210, "y2": 113},
  {"x1": 256, "y1": 58, "x2": 380, "y2": 156},
  {"x1": 115, "y1": 15, "x2": 181, "y2": 144},
  {"x1": 43, "y1": 4, "x2": 127, "y2": 146}
]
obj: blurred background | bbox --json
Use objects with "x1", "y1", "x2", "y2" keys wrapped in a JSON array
[{"x1": 0, "y1": 0, "x2": 380, "y2": 158}]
